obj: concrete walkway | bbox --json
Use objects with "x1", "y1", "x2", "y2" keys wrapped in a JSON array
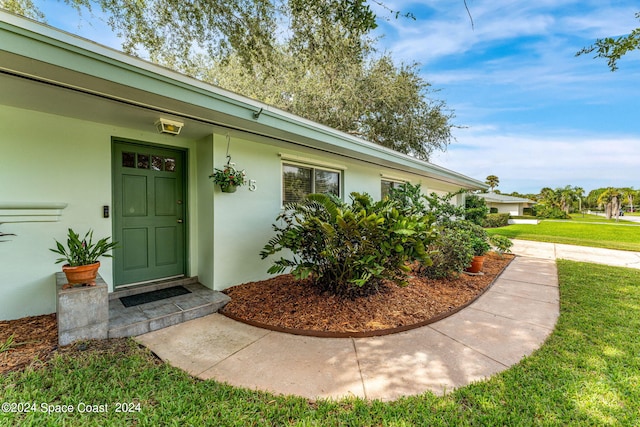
[
  {"x1": 136, "y1": 253, "x2": 560, "y2": 401},
  {"x1": 511, "y1": 239, "x2": 640, "y2": 269}
]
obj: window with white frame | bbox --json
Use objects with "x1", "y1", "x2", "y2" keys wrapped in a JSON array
[
  {"x1": 381, "y1": 179, "x2": 405, "y2": 199},
  {"x1": 282, "y1": 163, "x2": 341, "y2": 203}
]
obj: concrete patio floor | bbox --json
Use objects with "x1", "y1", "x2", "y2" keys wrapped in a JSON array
[{"x1": 136, "y1": 254, "x2": 560, "y2": 401}]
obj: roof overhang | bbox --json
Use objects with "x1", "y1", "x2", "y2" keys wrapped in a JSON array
[{"x1": 0, "y1": 10, "x2": 488, "y2": 190}]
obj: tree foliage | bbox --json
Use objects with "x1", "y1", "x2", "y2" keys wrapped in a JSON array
[
  {"x1": 1, "y1": 0, "x2": 455, "y2": 160},
  {"x1": 485, "y1": 175, "x2": 499, "y2": 192},
  {"x1": 577, "y1": 12, "x2": 640, "y2": 71},
  {"x1": 537, "y1": 185, "x2": 584, "y2": 216}
]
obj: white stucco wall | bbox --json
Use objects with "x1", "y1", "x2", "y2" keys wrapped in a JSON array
[
  {"x1": 1, "y1": 105, "x2": 474, "y2": 319},
  {"x1": 0, "y1": 105, "x2": 199, "y2": 320},
  {"x1": 489, "y1": 203, "x2": 521, "y2": 216},
  {"x1": 207, "y1": 129, "x2": 466, "y2": 290}
]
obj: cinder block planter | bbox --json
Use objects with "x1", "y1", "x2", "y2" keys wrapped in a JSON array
[{"x1": 56, "y1": 272, "x2": 108, "y2": 346}]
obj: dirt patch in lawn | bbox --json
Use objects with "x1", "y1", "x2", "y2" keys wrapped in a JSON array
[{"x1": 221, "y1": 252, "x2": 514, "y2": 337}]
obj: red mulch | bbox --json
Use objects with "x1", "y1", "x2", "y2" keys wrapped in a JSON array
[
  {"x1": 221, "y1": 252, "x2": 513, "y2": 334},
  {"x1": 1, "y1": 252, "x2": 512, "y2": 374}
]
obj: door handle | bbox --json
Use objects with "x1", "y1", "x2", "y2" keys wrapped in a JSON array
[{"x1": 177, "y1": 219, "x2": 184, "y2": 223}]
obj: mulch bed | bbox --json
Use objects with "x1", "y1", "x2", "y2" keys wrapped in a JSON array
[
  {"x1": 1, "y1": 252, "x2": 512, "y2": 374},
  {"x1": 0, "y1": 314, "x2": 58, "y2": 374},
  {"x1": 221, "y1": 252, "x2": 514, "y2": 336}
]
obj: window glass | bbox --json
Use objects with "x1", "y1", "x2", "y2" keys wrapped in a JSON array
[
  {"x1": 137, "y1": 154, "x2": 150, "y2": 169},
  {"x1": 315, "y1": 170, "x2": 340, "y2": 197},
  {"x1": 282, "y1": 163, "x2": 342, "y2": 203},
  {"x1": 283, "y1": 164, "x2": 312, "y2": 203},
  {"x1": 165, "y1": 157, "x2": 176, "y2": 172},
  {"x1": 151, "y1": 155, "x2": 164, "y2": 171},
  {"x1": 122, "y1": 152, "x2": 136, "y2": 168},
  {"x1": 381, "y1": 179, "x2": 404, "y2": 199}
]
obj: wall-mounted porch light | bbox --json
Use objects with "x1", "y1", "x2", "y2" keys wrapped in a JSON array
[{"x1": 155, "y1": 118, "x2": 184, "y2": 135}]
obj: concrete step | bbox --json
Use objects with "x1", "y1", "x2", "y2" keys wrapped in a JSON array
[
  {"x1": 108, "y1": 280, "x2": 230, "y2": 338},
  {"x1": 109, "y1": 276, "x2": 200, "y2": 300}
]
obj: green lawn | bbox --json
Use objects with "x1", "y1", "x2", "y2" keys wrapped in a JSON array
[
  {"x1": 487, "y1": 219, "x2": 640, "y2": 251},
  {"x1": 2, "y1": 261, "x2": 639, "y2": 426}
]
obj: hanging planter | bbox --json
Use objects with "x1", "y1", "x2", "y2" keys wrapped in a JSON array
[
  {"x1": 210, "y1": 163, "x2": 246, "y2": 192},
  {"x1": 210, "y1": 133, "x2": 246, "y2": 193},
  {"x1": 220, "y1": 183, "x2": 237, "y2": 193}
]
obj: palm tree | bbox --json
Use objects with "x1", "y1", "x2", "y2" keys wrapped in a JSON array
[
  {"x1": 558, "y1": 186, "x2": 577, "y2": 214},
  {"x1": 597, "y1": 188, "x2": 622, "y2": 220},
  {"x1": 485, "y1": 175, "x2": 499, "y2": 192},
  {"x1": 539, "y1": 187, "x2": 558, "y2": 208},
  {"x1": 620, "y1": 187, "x2": 636, "y2": 213},
  {"x1": 573, "y1": 186, "x2": 585, "y2": 213}
]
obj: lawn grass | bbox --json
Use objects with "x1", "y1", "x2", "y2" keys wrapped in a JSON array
[
  {"x1": 487, "y1": 219, "x2": 640, "y2": 251},
  {"x1": 2, "y1": 261, "x2": 639, "y2": 426}
]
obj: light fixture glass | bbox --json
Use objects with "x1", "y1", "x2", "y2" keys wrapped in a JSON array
[{"x1": 155, "y1": 118, "x2": 184, "y2": 135}]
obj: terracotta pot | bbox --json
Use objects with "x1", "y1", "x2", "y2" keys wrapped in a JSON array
[
  {"x1": 62, "y1": 262, "x2": 100, "y2": 289},
  {"x1": 465, "y1": 255, "x2": 485, "y2": 274},
  {"x1": 220, "y1": 184, "x2": 237, "y2": 193}
]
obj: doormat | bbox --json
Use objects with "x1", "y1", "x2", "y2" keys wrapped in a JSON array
[{"x1": 120, "y1": 286, "x2": 191, "y2": 308}]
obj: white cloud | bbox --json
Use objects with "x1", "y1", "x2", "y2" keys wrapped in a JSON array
[{"x1": 432, "y1": 129, "x2": 640, "y2": 193}]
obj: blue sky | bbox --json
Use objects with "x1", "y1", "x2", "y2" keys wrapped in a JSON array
[
  {"x1": 32, "y1": 0, "x2": 640, "y2": 194},
  {"x1": 370, "y1": 1, "x2": 640, "y2": 194}
]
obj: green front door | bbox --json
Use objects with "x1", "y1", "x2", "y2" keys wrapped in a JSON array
[{"x1": 113, "y1": 141, "x2": 186, "y2": 286}]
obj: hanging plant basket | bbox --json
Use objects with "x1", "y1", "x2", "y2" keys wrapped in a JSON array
[
  {"x1": 209, "y1": 133, "x2": 246, "y2": 193},
  {"x1": 220, "y1": 184, "x2": 237, "y2": 193}
]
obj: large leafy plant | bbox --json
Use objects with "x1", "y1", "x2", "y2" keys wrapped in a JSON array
[
  {"x1": 50, "y1": 229, "x2": 118, "y2": 266},
  {"x1": 421, "y1": 227, "x2": 475, "y2": 279},
  {"x1": 261, "y1": 193, "x2": 436, "y2": 297}
]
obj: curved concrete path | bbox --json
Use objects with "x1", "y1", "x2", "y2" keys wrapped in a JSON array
[
  {"x1": 510, "y1": 239, "x2": 640, "y2": 269},
  {"x1": 136, "y1": 252, "x2": 560, "y2": 401}
]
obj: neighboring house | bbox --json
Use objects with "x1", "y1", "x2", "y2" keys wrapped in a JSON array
[
  {"x1": 475, "y1": 193, "x2": 536, "y2": 216},
  {"x1": 0, "y1": 12, "x2": 487, "y2": 320}
]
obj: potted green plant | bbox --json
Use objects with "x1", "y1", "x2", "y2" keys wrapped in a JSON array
[
  {"x1": 210, "y1": 163, "x2": 246, "y2": 193},
  {"x1": 466, "y1": 235, "x2": 491, "y2": 273},
  {"x1": 50, "y1": 229, "x2": 118, "y2": 289}
]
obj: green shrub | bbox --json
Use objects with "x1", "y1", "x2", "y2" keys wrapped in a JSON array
[
  {"x1": 489, "y1": 234, "x2": 513, "y2": 256},
  {"x1": 483, "y1": 213, "x2": 510, "y2": 228},
  {"x1": 420, "y1": 227, "x2": 474, "y2": 279},
  {"x1": 422, "y1": 191, "x2": 467, "y2": 226},
  {"x1": 260, "y1": 193, "x2": 437, "y2": 297},
  {"x1": 464, "y1": 194, "x2": 489, "y2": 225},
  {"x1": 453, "y1": 220, "x2": 490, "y2": 256},
  {"x1": 386, "y1": 182, "x2": 427, "y2": 217},
  {"x1": 536, "y1": 206, "x2": 571, "y2": 219}
]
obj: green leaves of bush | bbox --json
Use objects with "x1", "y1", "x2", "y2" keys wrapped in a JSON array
[{"x1": 260, "y1": 193, "x2": 436, "y2": 297}]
